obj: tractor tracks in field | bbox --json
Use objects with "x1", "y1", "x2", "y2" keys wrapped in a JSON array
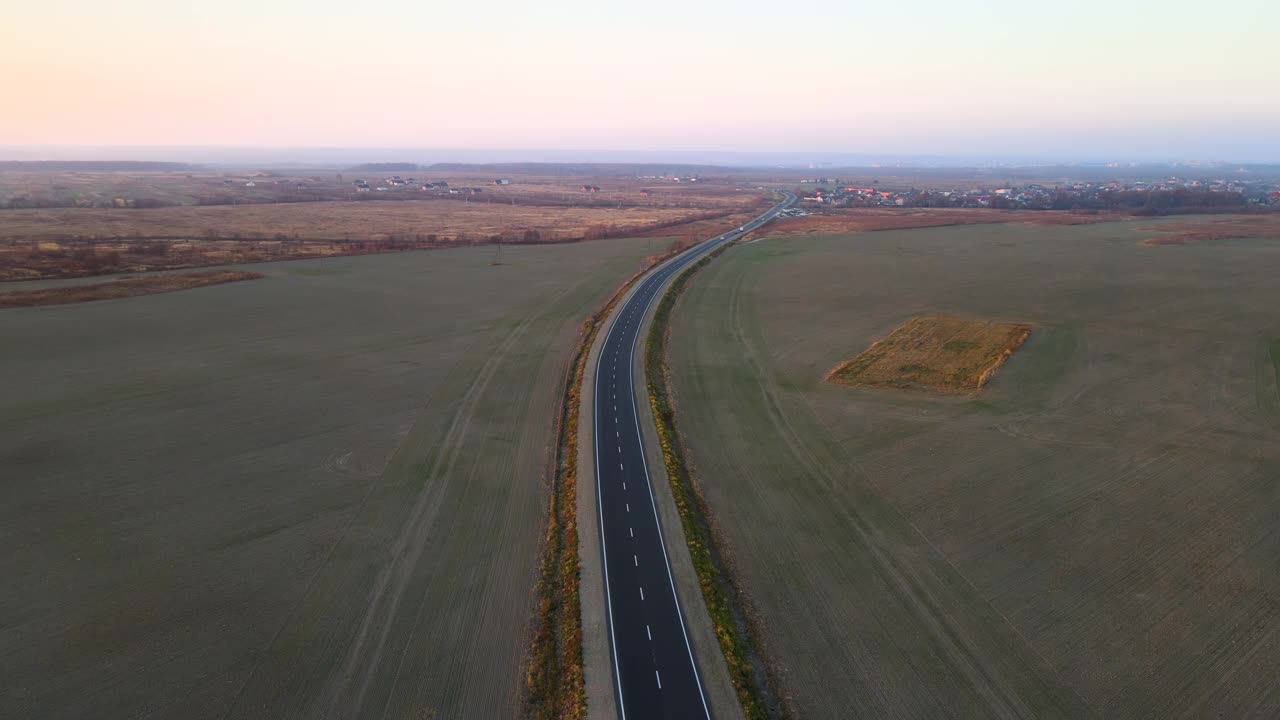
[
  {"x1": 333, "y1": 286, "x2": 578, "y2": 719},
  {"x1": 220, "y1": 281, "x2": 575, "y2": 720},
  {"x1": 721, "y1": 260, "x2": 1093, "y2": 719}
]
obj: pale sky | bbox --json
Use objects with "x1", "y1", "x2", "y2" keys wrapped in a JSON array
[{"x1": 4, "y1": 0, "x2": 1279, "y2": 160}]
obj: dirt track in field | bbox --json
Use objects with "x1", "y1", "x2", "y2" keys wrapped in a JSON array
[
  {"x1": 0, "y1": 238, "x2": 651, "y2": 720},
  {"x1": 750, "y1": 208, "x2": 1129, "y2": 239},
  {"x1": 665, "y1": 219, "x2": 1280, "y2": 718}
]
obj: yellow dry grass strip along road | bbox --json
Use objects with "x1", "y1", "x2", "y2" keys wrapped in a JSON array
[{"x1": 525, "y1": 263, "x2": 657, "y2": 720}]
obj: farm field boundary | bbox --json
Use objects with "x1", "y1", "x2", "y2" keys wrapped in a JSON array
[{"x1": 0, "y1": 270, "x2": 262, "y2": 308}]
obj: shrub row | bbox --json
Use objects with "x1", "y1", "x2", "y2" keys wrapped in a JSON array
[{"x1": 525, "y1": 251, "x2": 680, "y2": 719}]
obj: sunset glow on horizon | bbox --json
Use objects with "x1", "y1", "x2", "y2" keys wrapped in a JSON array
[{"x1": 5, "y1": 0, "x2": 1279, "y2": 160}]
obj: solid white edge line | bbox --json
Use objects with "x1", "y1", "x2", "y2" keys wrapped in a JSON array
[
  {"x1": 592, "y1": 267, "x2": 629, "y2": 720},
  {"x1": 593, "y1": 194, "x2": 791, "y2": 720}
]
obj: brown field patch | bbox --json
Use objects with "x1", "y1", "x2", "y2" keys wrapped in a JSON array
[
  {"x1": 1139, "y1": 216, "x2": 1280, "y2": 245},
  {"x1": 828, "y1": 316, "x2": 1031, "y2": 394},
  {"x1": 0, "y1": 270, "x2": 263, "y2": 308},
  {"x1": 0, "y1": 195, "x2": 764, "y2": 280},
  {"x1": 0, "y1": 199, "x2": 725, "y2": 244},
  {"x1": 750, "y1": 208, "x2": 1127, "y2": 239},
  {"x1": 0, "y1": 169, "x2": 756, "y2": 211}
]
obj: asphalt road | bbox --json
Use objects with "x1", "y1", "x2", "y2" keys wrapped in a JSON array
[{"x1": 592, "y1": 193, "x2": 794, "y2": 719}]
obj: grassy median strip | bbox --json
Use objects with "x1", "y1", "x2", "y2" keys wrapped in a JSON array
[
  {"x1": 0, "y1": 270, "x2": 263, "y2": 308},
  {"x1": 645, "y1": 243, "x2": 787, "y2": 720}
]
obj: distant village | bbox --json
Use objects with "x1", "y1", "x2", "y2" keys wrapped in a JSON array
[
  {"x1": 795, "y1": 176, "x2": 1280, "y2": 210},
  {"x1": 348, "y1": 176, "x2": 501, "y2": 195},
  {"x1": 346, "y1": 174, "x2": 700, "y2": 195},
  {"x1": 346, "y1": 172, "x2": 1280, "y2": 209}
]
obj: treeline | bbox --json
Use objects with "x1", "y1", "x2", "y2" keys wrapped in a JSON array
[
  {"x1": 346, "y1": 162, "x2": 418, "y2": 171},
  {"x1": 0, "y1": 161, "x2": 199, "y2": 171},
  {"x1": 5, "y1": 191, "x2": 731, "y2": 211},
  {"x1": 424, "y1": 162, "x2": 733, "y2": 176}
]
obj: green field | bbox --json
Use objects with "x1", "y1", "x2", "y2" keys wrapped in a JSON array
[
  {"x1": 0, "y1": 239, "x2": 650, "y2": 719},
  {"x1": 666, "y1": 220, "x2": 1280, "y2": 718}
]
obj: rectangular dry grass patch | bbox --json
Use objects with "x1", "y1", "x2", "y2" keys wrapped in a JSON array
[{"x1": 829, "y1": 316, "x2": 1030, "y2": 394}]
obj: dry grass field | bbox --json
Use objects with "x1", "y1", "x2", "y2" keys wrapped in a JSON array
[
  {"x1": 0, "y1": 170, "x2": 764, "y2": 280},
  {"x1": 747, "y1": 208, "x2": 1129, "y2": 239},
  {"x1": 1139, "y1": 215, "x2": 1280, "y2": 245},
  {"x1": 0, "y1": 237, "x2": 431, "y2": 281},
  {"x1": 665, "y1": 219, "x2": 1280, "y2": 718},
  {"x1": 0, "y1": 169, "x2": 758, "y2": 211},
  {"x1": 829, "y1": 316, "x2": 1031, "y2": 394},
  {"x1": 0, "y1": 201, "x2": 757, "y2": 281},
  {"x1": 0, "y1": 199, "x2": 723, "y2": 244},
  {"x1": 0, "y1": 237, "x2": 655, "y2": 720},
  {"x1": 0, "y1": 270, "x2": 262, "y2": 308}
]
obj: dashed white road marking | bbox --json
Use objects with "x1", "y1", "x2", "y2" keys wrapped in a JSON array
[{"x1": 591, "y1": 197, "x2": 790, "y2": 719}]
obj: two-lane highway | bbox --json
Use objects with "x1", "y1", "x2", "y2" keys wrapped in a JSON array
[{"x1": 592, "y1": 193, "x2": 794, "y2": 719}]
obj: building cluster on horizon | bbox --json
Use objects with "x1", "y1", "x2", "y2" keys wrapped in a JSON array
[
  {"x1": 348, "y1": 177, "x2": 495, "y2": 195},
  {"x1": 633, "y1": 174, "x2": 700, "y2": 183},
  {"x1": 797, "y1": 176, "x2": 1280, "y2": 210}
]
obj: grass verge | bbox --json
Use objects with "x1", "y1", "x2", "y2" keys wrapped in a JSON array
[
  {"x1": 645, "y1": 243, "x2": 787, "y2": 720},
  {"x1": 0, "y1": 270, "x2": 263, "y2": 308}
]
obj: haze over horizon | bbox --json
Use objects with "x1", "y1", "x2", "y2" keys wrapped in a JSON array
[{"x1": 5, "y1": 0, "x2": 1279, "y2": 163}]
